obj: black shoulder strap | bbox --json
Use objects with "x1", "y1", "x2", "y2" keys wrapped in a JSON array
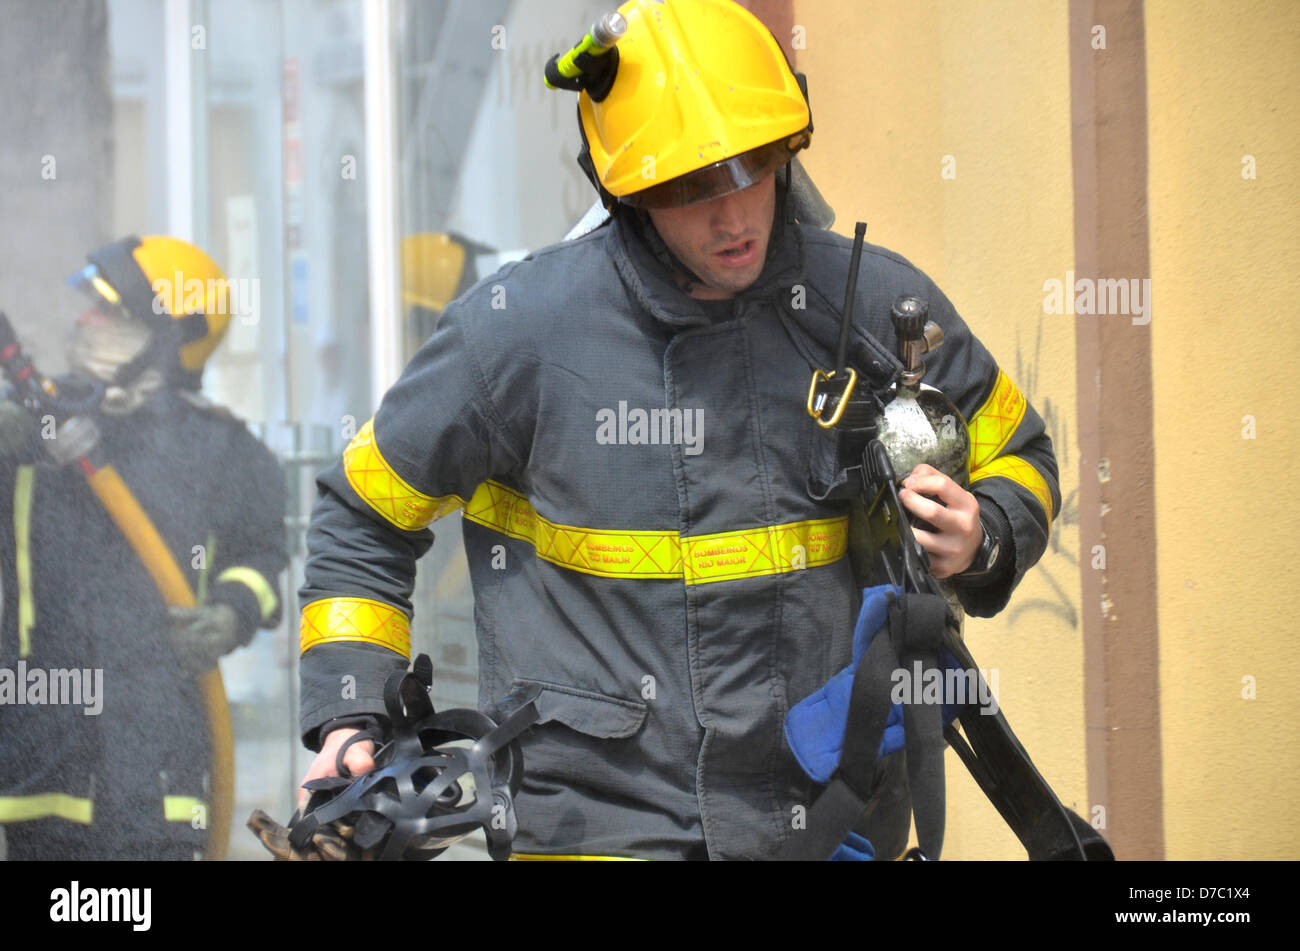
[
  {"x1": 893, "y1": 593, "x2": 949, "y2": 859},
  {"x1": 777, "y1": 591, "x2": 950, "y2": 860}
]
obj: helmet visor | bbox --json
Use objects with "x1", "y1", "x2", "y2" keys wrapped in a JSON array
[
  {"x1": 66, "y1": 263, "x2": 126, "y2": 310},
  {"x1": 621, "y1": 133, "x2": 811, "y2": 210}
]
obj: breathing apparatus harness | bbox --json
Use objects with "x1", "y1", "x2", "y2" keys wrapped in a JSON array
[{"x1": 784, "y1": 224, "x2": 1115, "y2": 861}]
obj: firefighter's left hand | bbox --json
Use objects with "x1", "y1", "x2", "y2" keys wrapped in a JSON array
[
  {"x1": 167, "y1": 603, "x2": 241, "y2": 676},
  {"x1": 898, "y1": 464, "x2": 982, "y2": 579}
]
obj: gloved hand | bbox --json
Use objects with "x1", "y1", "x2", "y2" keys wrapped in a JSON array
[
  {"x1": 246, "y1": 809, "x2": 373, "y2": 861},
  {"x1": 167, "y1": 602, "x2": 241, "y2": 676},
  {"x1": 0, "y1": 400, "x2": 32, "y2": 458}
]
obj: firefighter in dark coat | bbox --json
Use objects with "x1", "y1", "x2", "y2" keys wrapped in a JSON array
[
  {"x1": 0, "y1": 236, "x2": 287, "y2": 860},
  {"x1": 279, "y1": 0, "x2": 1060, "y2": 861}
]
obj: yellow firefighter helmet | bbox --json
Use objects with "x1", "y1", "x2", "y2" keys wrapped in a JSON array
[
  {"x1": 70, "y1": 235, "x2": 233, "y2": 374},
  {"x1": 562, "y1": 0, "x2": 812, "y2": 209}
]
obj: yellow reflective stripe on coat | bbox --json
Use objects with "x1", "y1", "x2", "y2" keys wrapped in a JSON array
[
  {"x1": 299, "y1": 597, "x2": 411, "y2": 657},
  {"x1": 967, "y1": 369, "x2": 1027, "y2": 471},
  {"x1": 343, "y1": 418, "x2": 467, "y2": 531},
  {"x1": 465, "y1": 482, "x2": 682, "y2": 579},
  {"x1": 510, "y1": 853, "x2": 645, "y2": 861},
  {"x1": 215, "y1": 566, "x2": 279, "y2": 621},
  {"x1": 14, "y1": 465, "x2": 35, "y2": 658},
  {"x1": 163, "y1": 796, "x2": 206, "y2": 823},
  {"x1": 464, "y1": 481, "x2": 848, "y2": 585},
  {"x1": 0, "y1": 793, "x2": 93, "y2": 824},
  {"x1": 970, "y1": 455, "x2": 1056, "y2": 523}
]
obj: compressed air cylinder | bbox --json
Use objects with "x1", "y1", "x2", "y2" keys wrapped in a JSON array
[{"x1": 873, "y1": 296, "x2": 970, "y2": 488}]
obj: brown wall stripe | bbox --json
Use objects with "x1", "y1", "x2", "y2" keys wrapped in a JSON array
[{"x1": 1069, "y1": 0, "x2": 1164, "y2": 860}]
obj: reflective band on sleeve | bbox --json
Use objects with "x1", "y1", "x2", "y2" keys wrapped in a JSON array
[
  {"x1": 299, "y1": 597, "x2": 411, "y2": 657},
  {"x1": 970, "y1": 455, "x2": 1056, "y2": 523},
  {"x1": 215, "y1": 566, "x2": 280, "y2": 621},
  {"x1": 509, "y1": 853, "x2": 646, "y2": 861},
  {"x1": 967, "y1": 369, "x2": 1028, "y2": 471},
  {"x1": 0, "y1": 793, "x2": 93, "y2": 824},
  {"x1": 14, "y1": 465, "x2": 35, "y2": 658},
  {"x1": 163, "y1": 795, "x2": 206, "y2": 823},
  {"x1": 463, "y1": 482, "x2": 848, "y2": 585},
  {"x1": 343, "y1": 418, "x2": 466, "y2": 531}
]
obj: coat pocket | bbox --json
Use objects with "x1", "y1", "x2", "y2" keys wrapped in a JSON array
[{"x1": 511, "y1": 679, "x2": 647, "y2": 739}]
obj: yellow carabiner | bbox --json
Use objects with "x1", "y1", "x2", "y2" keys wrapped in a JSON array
[{"x1": 806, "y1": 367, "x2": 858, "y2": 429}]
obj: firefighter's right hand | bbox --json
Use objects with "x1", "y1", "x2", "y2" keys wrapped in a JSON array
[{"x1": 297, "y1": 727, "x2": 376, "y2": 811}]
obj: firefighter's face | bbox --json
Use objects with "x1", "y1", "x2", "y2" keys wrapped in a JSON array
[
  {"x1": 67, "y1": 302, "x2": 152, "y2": 382},
  {"x1": 647, "y1": 173, "x2": 777, "y2": 300}
]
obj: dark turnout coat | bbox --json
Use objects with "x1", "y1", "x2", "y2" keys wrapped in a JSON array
[
  {"x1": 0, "y1": 389, "x2": 286, "y2": 858},
  {"x1": 298, "y1": 201, "x2": 1059, "y2": 860}
]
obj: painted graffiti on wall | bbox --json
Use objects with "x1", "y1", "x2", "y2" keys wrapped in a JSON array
[{"x1": 1008, "y1": 316, "x2": 1079, "y2": 631}]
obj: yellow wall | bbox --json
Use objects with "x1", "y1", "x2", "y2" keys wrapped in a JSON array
[
  {"x1": 1146, "y1": 0, "x2": 1300, "y2": 859},
  {"x1": 793, "y1": 0, "x2": 1082, "y2": 859},
  {"x1": 794, "y1": 0, "x2": 1300, "y2": 859}
]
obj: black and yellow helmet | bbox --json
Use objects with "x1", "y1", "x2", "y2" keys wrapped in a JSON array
[{"x1": 68, "y1": 236, "x2": 233, "y2": 384}]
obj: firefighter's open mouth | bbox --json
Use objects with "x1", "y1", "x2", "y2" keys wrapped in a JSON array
[{"x1": 715, "y1": 239, "x2": 757, "y2": 268}]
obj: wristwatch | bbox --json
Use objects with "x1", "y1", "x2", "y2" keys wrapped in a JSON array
[{"x1": 958, "y1": 516, "x2": 1002, "y2": 581}]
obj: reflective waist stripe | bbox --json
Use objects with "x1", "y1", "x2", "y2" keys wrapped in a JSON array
[
  {"x1": 299, "y1": 597, "x2": 411, "y2": 657},
  {"x1": 0, "y1": 793, "x2": 93, "y2": 824},
  {"x1": 299, "y1": 487, "x2": 846, "y2": 651},
  {"x1": 344, "y1": 418, "x2": 467, "y2": 531},
  {"x1": 681, "y1": 518, "x2": 848, "y2": 584},
  {"x1": 967, "y1": 369, "x2": 1027, "y2": 470},
  {"x1": 215, "y1": 566, "x2": 280, "y2": 621},
  {"x1": 163, "y1": 796, "x2": 206, "y2": 823},
  {"x1": 510, "y1": 853, "x2": 645, "y2": 861},
  {"x1": 14, "y1": 465, "x2": 35, "y2": 658},
  {"x1": 463, "y1": 481, "x2": 848, "y2": 585}
]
